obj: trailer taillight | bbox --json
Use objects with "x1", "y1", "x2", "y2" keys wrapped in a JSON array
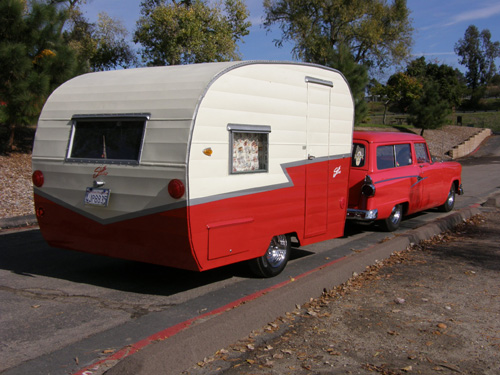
[
  {"x1": 168, "y1": 179, "x2": 185, "y2": 199},
  {"x1": 32, "y1": 170, "x2": 44, "y2": 187}
]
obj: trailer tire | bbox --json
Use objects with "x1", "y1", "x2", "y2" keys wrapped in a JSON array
[{"x1": 249, "y1": 234, "x2": 291, "y2": 278}]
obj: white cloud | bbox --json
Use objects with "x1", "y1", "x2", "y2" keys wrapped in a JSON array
[
  {"x1": 411, "y1": 52, "x2": 456, "y2": 56},
  {"x1": 445, "y1": 3, "x2": 500, "y2": 26}
]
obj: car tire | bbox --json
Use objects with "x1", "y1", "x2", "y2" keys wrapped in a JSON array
[
  {"x1": 381, "y1": 204, "x2": 403, "y2": 232},
  {"x1": 439, "y1": 184, "x2": 456, "y2": 212},
  {"x1": 249, "y1": 234, "x2": 291, "y2": 278}
]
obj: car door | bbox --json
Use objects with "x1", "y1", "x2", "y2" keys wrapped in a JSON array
[{"x1": 414, "y1": 142, "x2": 443, "y2": 210}]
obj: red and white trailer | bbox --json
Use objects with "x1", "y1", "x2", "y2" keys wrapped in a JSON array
[{"x1": 32, "y1": 61, "x2": 354, "y2": 277}]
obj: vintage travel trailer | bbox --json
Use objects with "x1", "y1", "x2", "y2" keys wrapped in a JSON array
[{"x1": 32, "y1": 61, "x2": 354, "y2": 277}]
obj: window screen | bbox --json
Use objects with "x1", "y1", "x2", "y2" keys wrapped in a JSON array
[
  {"x1": 228, "y1": 124, "x2": 270, "y2": 174},
  {"x1": 68, "y1": 115, "x2": 147, "y2": 164}
]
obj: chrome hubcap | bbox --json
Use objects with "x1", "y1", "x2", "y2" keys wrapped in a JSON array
[
  {"x1": 390, "y1": 206, "x2": 401, "y2": 224},
  {"x1": 447, "y1": 190, "x2": 455, "y2": 206},
  {"x1": 266, "y1": 235, "x2": 288, "y2": 268}
]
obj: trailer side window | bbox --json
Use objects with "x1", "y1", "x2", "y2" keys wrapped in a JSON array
[
  {"x1": 228, "y1": 124, "x2": 270, "y2": 174},
  {"x1": 68, "y1": 115, "x2": 147, "y2": 164}
]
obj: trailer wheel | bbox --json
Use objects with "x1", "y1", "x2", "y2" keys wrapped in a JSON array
[{"x1": 249, "y1": 234, "x2": 291, "y2": 278}]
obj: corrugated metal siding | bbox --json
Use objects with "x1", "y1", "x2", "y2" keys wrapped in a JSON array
[
  {"x1": 32, "y1": 62, "x2": 241, "y2": 222},
  {"x1": 188, "y1": 63, "x2": 354, "y2": 201}
]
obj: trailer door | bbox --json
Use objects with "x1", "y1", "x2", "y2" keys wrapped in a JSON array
[{"x1": 304, "y1": 77, "x2": 332, "y2": 238}]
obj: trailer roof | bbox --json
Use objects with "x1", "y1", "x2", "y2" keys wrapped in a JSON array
[
  {"x1": 39, "y1": 61, "x2": 348, "y2": 122},
  {"x1": 39, "y1": 61, "x2": 245, "y2": 121}
]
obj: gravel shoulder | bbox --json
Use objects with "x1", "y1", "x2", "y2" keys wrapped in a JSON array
[{"x1": 184, "y1": 209, "x2": 500, "y2": 375}]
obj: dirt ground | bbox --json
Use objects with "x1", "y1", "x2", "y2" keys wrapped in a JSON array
[{"x1": 183, "y1": 208, "x2": 500, "y2": 375}]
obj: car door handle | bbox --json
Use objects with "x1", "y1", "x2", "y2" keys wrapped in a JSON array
[{"x1": 308, "y1": 154, "x2": 316, "y2": 160}]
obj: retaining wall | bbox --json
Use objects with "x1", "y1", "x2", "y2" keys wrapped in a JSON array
[{"x1": 449, "y1": 128, "x2": 492, "y2": 159}]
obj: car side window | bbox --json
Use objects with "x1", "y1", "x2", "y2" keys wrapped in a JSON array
[
  {"x1": 376, "y1": 145, "x2": 396, "y2": 170},
  {"x1": 352, "y1": 143, "x2": 366, "y2": 167},
  {"x1": 395, "y1": 144, "x2": 412, "y2": 167},
  {"x1": 377, "y1": 144, "x2": 412, "y2": 170},
  {"x1": 415, "y1": 143, "x2": 430, "y2": 164}
]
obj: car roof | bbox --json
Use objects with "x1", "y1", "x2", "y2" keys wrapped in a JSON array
[{"x1": 353, "y1": 131, "x2": 425, "y2": 144}]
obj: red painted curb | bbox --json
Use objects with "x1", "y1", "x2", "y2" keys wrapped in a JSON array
[{"x1": 73, "y1": 256, "x2": 348, "y2": 375}]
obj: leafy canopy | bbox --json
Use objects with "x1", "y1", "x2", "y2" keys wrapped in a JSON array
[
  {"x1": 134, "y1": 0, "x2": 251, "y2": 66},
  {"x1": 263, "y1": 0, "x2": 413, "y2": 71},
  {"x1": 455, "y1": 25, "x2": 500, "y2": 104},
  {"x1": 0, "y1": 0, "x2": 78, "y2": 152},
  {"x1": 405, "y1": 57, "x2": 464, "y2": 133}
]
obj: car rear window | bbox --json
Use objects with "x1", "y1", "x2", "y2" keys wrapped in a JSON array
[
  {"x1": 352, "y1": 143, "x2": 366, "y2": 167},
  {"x1": 67, "y1": 115, "x2": 147, "y2": 164}
]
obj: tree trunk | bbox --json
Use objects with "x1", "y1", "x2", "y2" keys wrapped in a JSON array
[
  {"x1": 6, "y1": 123, "x2": 16, "y2": 153},
  {"x1": 383, "y1": 101, "x2": 389, "y2": 125}
]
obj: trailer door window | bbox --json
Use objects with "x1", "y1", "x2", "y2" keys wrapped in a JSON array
[
  {"x1": 68, "y1": 115, "x2": 147, "y2": 164},
  {"x1": 228, "y1": 124, "x2": 270, "y2": 174}
]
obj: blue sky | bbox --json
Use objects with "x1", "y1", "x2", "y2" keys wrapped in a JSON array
[{"x1": 81, "y1": 0, "x2": 500, "y2": 76}]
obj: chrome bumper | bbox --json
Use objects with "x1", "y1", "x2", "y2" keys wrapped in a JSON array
[{"x1": 346, "y1": 208, "x2": 378, "y2": 221}]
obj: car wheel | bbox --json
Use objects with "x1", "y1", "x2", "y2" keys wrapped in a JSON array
[
  {"x1": 381, "y1": 204, "x2": 403, "y2": 232},
  {"x1": 249, "y1": 234, "x2": 291, "y2": 278},
  {"x1": 439, "y1": 184, "x2": 455, "y2": 212}
]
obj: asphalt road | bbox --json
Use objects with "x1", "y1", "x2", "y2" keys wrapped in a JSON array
[{"x1": 1, "y1": 135, "x2": 500, "y2": 375}]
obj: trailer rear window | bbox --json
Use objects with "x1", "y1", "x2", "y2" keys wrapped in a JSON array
[
  {"x1": 228, "y1": 124, "x2": 270, "y2": 174},
  {"x1": 68, "y1": 115, "x2": 147, "y2": 164}
]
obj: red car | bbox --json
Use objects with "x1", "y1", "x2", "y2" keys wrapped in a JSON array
[{"x1": 347, "y1": 131, "x2": 463, "y2": 231}]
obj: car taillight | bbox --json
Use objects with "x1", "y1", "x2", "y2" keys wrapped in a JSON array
[
  {"x1": 168, "y1": 179, "x2": 185, "y2": 199},
  {"x1": 361, "y1": 183, "x2": 376, "y2": 197},
  {"x1": 32, "y1": 170, "x2": 44, "y2": 187},
  {"x1": 361, "y1": 175, "x2": 375, "y2": 197}
]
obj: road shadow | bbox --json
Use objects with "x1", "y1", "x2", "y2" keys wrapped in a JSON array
[
  {"x1": 0, "y1": 229, "x2": 253, "y2": 296},
  {"x1": 0, "y1": 229, "x2": 320, "y2": 295}
]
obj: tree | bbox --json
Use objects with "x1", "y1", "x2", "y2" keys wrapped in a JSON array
[
  {"x1": 455, "y1": 25, "x2": 500, "y2": 105},
  {"x1": 407, "y1": 80, "x2": 450, "y2": 135},
  {"x1": 0, "y1": 0, "x2": 78, "y2": 153},
  {"x1": 263, "y1": 0, "x2": 413, "y2": 71},
  {"x1": 404, "y1": 57, "x2": 464, "y2": 134},
  {"x1": 326, "y1": 44, "x2": 369, "y2": 124},
  {"x1": 406, "y1": 57, "x2": 464, "y2": 109},
  {"x1": 134, "y1": 0, "x2": 251, "y2": 66},
  {"x1": 373, "y1": 72, "x2": 422, "y2": 125},
  {"x1": 59, "y1": 1, "x2": 136, "y2": 72}
]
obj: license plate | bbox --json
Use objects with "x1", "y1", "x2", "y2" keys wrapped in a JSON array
[{"x1": 84, "y1": 188, "x2": 110, "y2": 207}]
